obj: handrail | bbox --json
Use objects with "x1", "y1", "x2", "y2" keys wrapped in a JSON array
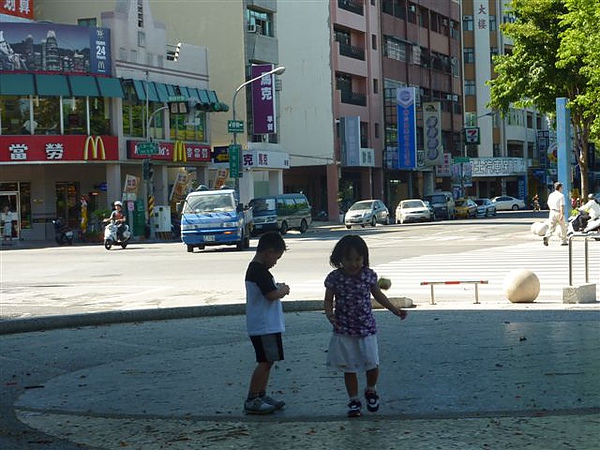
[{"x1": 567, "y1": 232, "x2": 600, "y2": 285}]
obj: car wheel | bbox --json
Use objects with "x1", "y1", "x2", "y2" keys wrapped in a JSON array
[
  {"x1": 512, "y1": 204, "x2": 519, "y2": 211},
  {"x1": 345, "y1": 225, "x2": 351, "y2": 229},
  {"x1": 280, "y1": 221, "x2": 289, "y2": 235},
  {"x1": 187, "y1": 245, "x2": 194, "y2": 253},
  {"x1": 299, "y1": 219, "x2": 308, "y2": 233}
]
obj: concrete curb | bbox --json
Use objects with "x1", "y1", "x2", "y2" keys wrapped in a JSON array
[{"x1": 0, "y1": 300, "x2": 325, "y2": 335}]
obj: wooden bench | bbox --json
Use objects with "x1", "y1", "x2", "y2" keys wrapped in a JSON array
[{"x1": 420, "y1": 280, "x2": 489, "y2": 305}]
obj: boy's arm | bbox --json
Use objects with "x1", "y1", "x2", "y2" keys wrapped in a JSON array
[{"x1": 265, "y1": 283, "x2": 290, "y2": 301}]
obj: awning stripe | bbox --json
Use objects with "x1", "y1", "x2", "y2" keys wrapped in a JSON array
[
  {"x1": 96, "y1": 77, "x2": 124, "y2": 98},
  {"x1": 35, "y1": 74, "x2": 70, "y2": 96},
  {"x1": 68, "y1": 75, "x2": 100, "y2": 97},
  {"x1": 0, "y1": 73, "x2": 35, "y2": 95}
]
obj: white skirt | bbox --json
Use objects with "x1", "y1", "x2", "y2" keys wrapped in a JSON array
[{"x1": 326, "y1": 333, "x2": 379, "y2": 373}]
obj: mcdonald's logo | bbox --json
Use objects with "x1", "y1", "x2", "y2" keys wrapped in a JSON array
[
  {"x1": 83, "y1": 135, "x2": 106, "y2": 160},
  {"x1": 173, "y1": 140, "x2": 187, "y2": 163}
]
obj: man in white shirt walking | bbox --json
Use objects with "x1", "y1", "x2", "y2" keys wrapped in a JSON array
[{"x1": 544, "y1": 182, "x2": 568, "y2": 246}]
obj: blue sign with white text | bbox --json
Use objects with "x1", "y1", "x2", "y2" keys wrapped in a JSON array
[{"x1": 396, "y1": 87, "x2": 417, "y2": 169}]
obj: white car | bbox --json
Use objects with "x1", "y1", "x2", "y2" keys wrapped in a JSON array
[
  {"x1": 344, "y1": 199, "x2": 390, "y2": 228},
  {"x1": 491, "y1": 195, "x2": 526, "y2": 211},
  {"x1": 395, "y1": 199, "x2": 432, "y2": 224}
]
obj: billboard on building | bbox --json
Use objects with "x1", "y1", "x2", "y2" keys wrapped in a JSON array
[
  {"x1": 423, "y1": 102, "x2": 443, "y2": 166},
  {"x1": 0, "y1": 22, "x2": 111, "y2": 75},
  {"x1": 251, "y1": 64, "x2": 277, "y2": 135},
  {"x1": 396, "y1": 87, "x2": 417, "y2": 169}
]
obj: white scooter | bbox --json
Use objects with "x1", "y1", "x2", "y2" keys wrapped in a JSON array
[{"x1": 103, "y1": 219, "x2": 131, "y2": 250}]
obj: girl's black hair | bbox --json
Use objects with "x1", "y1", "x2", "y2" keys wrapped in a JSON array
[{"x1": 329, "y1": 235, "x2": 370, "y2": 268}]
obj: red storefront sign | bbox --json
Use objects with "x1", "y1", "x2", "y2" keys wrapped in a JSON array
[
  {"x1": 0, "y1": 135, "x2": 118, "y2": 162},
  {"x1": 127, "y1": 140, "x2": 211, "y2": 162},
  {"x1": 0, "y1": 0, "x2": 34, "y2": 20}
]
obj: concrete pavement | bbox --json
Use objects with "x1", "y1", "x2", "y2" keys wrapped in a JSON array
[{"x1": 2, "y1": 305, "x2": 599, "y2": 449}]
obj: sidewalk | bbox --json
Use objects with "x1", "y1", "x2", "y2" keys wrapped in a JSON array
[{"x1": 2, "y1": 306, "x2": 599, "y2": 449}]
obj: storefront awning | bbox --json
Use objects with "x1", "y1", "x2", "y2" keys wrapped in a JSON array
[
  {"x1": 35, "y1": 74, "x2": 71, "y2": 96},
  {"x1": 68, "y1": 75, "x2": 100, "y2": 97},
  {"x1": 146, "y1": 82, "x2": 159, "y2": 102},
  {"x1": 0, "y1": 73, "x2": 35, "y2": 95},
  {"x1": 96, "y1": 77, "x2": 124, "y2": 98},
  {"x1": 132, "y1": 79, "x2": 146, "y2": 101},
  {"x1": 154, "y1": 82, "x2": 169, "y2": 102}
]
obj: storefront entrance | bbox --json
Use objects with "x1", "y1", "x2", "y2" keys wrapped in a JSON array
[
  {"x1": 55, "y1": 182, "x2": 80, "y2": 230},
  {"x1": 0, "y1": 191, "x2": 20, "y2": 241}
]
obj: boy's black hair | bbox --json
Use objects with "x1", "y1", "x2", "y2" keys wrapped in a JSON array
[
  {"x1": 329, "y1": 234, "x2": 370, "y2": 268},
  {"x1": 256, "y1": 231, "x2": 287, "y2": 253}
]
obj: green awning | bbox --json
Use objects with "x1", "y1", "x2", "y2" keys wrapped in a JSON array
[
  {"x1": 96, "y1": 77, "x2": 124, "y2": 98},
  {"x1": 68, "y1": 75, "x2": 100, "y2": 97},
  {"x1": 155, "y1": 83, "x2": 169, "y2": 102},
  {"x1": 0, "y1": 73, "x2": 35, "y2": 95},
  {"x1": 35, "y1": 74, "x2": 70, "y2": 96},
  {"x1": 132, "y1": 79, "x2": 146, "y2": 101},
  {"x1": 207, "y1": 90, "x2": 219, "y2": 103},
  {"x1": 197, "y1": 89, "x2": 210, "y2": 105},
  {"x1": 166, "y1": 84, "x2": 177, "y2": 97},
  {"x1": 178, "y1": 86, "x2": 192, "y2": 100},
  {"x1": 146, "y1": 82, "x2": 159, "y2": 102}
]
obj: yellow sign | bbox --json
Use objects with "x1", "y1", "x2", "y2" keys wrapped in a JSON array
[
  {"x1": 173, "y1": 140, "x2": 187, "y2": 162},
  {"x1": 83, "y1": 135, "x2": 106, "y2": 160}
]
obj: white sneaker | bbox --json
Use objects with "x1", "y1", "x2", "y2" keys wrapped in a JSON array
[
  {"x1": 261, "y1": 395, "x2": 285, "y2": 410},
  {"x1": 244, "y1": 397, "x2": 276, "y2": 415}
]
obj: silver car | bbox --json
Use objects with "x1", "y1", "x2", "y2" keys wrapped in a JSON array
[
  {"x1": 491, "y1": 195, "x2": 526, "y2": 211},
  {"x1": 344, "y1": 199, "x2": 390, "y2": 228}
]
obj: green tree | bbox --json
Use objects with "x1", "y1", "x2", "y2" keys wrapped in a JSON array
[{"x1": 488, "y1": 0, "x2": 596, "y2": 197}]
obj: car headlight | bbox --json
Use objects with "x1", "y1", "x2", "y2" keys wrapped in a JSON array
[{"x1": 222, "y1": 221, "x2": 239, "y2": 228}]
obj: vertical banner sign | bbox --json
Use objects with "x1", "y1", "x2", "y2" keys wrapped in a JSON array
[
  {"x1": 228, "y1": 144, "x2": 240, "y2": 179},
  {"x1": 251, "y1": 64, "x2": 276, "y2": 134},
  {"x1": 396, "y1": 87, "x2": 417, "y2": 169},
  {"x1": 423, "y1": 102, "x2": 443, "y2": 166},
  {"x1": 340, "y1": 116, "x2": 361, "y2": 167}
]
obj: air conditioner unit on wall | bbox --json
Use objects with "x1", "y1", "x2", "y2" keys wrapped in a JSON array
[{"x1": 247, "y1": 23, "x2": 257, "y2": 33}]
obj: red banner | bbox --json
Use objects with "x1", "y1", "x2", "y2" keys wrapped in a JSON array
[
  {"x1": 0, "y1": 1, "x2": 34, "y2": 20},
  {"x1": 127, "y1": 140, "x2": 211, "y2": 162},
  {"x1": 0, "y1": 135, "x2": 118, "y2": 162}
]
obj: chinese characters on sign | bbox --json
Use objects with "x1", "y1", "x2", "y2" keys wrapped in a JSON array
[
  {"x1": 0, "y1": 0, "x2": 33, "y2": 19},
  {"x1": 251, "y1": 64, "x2": 277, "y2": 135},
  {"x1": 1, "y1": 135, "x2": 118, "y2": 161},
  {"x1": 396, "y1": 87, "x2": 417, "y2": 169}
]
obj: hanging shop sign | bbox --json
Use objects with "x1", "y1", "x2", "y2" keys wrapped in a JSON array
[{"x1": 127, "y1": 140, "x2": 211, "y2": 162}]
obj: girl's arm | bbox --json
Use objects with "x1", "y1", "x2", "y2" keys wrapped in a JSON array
[
  {"x1": 371, "y1": 284, "x2": 407, "y2": 320},
  {"x1": 324, "y1": 288, "x2": 336, "y2": 325}
]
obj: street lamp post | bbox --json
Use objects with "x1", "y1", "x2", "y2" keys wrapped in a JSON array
[{"x1": 230, "y1": 65, "x2": 285, "y2": 199}]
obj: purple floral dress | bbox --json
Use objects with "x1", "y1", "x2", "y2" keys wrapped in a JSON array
[{"x1": 325, "y1": 267, "x2": 377, "y2": 337}]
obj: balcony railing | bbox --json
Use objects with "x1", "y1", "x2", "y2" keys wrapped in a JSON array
[
  {"x1": 338, "y1": 0, "x2": 364, "y2": 16},
  {"x1": 339, "y1": 43, "x2": 365, "y2": 61},
  {"x1": 340, "y1": 90, "x2": 367, "y2": 106}
]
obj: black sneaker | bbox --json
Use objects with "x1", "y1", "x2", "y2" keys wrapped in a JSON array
[
  {"x1": 365, "y1": 389, "x2": 380, "y2": 412},
  {"x1": 347, "y1": 399, "x2": 362, "y2": 418}
]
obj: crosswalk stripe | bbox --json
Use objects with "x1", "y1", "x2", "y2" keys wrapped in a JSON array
[{"x1": 293, "y1": 242, "x2": 600, "y2": 304}]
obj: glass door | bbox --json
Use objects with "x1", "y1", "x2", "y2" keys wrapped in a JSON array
[
  {"x1": 55, "y1": 182, "x2": 80, "y2": 230},
  {"x1": 0, "y1": 191, "x2": 20, "y2": 241}
]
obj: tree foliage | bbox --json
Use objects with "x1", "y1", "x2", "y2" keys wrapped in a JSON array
[{"x1": 489, "y1": 0, "x2": 598, "y2": 197}]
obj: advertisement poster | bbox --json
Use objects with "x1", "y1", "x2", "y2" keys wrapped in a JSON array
[
  {"x1": 0, "y1": 22, "x2": 111, "y2": 75},
  {"x1": 396, "y1": 87, "x2": 417, "y2": 169},
  {"x1": 423, "y1": 102, "x2": 443, "y2": 166}
]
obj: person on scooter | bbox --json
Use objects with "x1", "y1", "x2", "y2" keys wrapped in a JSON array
[
  {"x1": 580, "y1": 194, "x2": 600, "y2": 233},
  {"x1": 108, "y1": 201, "x2": 127, "y2": 241}
]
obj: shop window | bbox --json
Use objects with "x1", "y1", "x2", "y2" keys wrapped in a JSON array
[
  {"x1": 0, "y1": 96, "x2": 30, "y2": 135},
  {"x1": 63, "y1": 98, "x2": 87, "y2": 135},
  {"x1": 170, "y1": 110, "x2": 206, "y2": 142},
  {"x1": 90, "y1": 97, "x2": 110, "y2": 135},
  {"x1": 33, "y1": 97, "x2": 61, "y2": 135}
]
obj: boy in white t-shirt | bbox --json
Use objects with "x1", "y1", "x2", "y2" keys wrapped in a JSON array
[{"x1": 244, "y1": 232, "x2": 290, "y2": 414}]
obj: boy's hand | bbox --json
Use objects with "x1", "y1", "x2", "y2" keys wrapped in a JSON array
[{"x1": 277, "y1": 282, "x2": 290, "y2": 297}]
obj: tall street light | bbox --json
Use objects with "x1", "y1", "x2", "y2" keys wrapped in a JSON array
[{"x1": 230, "y1": 65, "x2": 285, "y2": 198}]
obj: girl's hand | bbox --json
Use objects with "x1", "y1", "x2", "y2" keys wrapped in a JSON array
[
  {"x1": 394, "y1": 308, "x2": 407, "y2": 320},
  {"x1": 325, "y1": 312, "x2": 337, "y2": 328}
]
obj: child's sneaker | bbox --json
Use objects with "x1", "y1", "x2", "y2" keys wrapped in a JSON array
[
  {"x1": 365, "y1": 389, "x2": 379, "y2": 412},
  {"x1": 347, "y1": 399, "x2": 362, "y2": 418},
  {"x1": 261, "y1": 394, "x2": 285, "y2": 410},
  {"x1": 244, "y1": 397, "x2": 276, "y2": 415}
]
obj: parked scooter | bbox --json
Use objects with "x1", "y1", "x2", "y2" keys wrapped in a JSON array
[
  {"x1": 53, "y1": 218, "x2": 74, "y2": 245},
  {"x1": 102, "y1": 219, "x2": 131, "y2": 250}
]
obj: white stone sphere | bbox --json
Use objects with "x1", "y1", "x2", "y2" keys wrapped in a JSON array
[
  {"x1": 503, "y1": 269, "x2": 540, "y2": 303},
  {"x1": 530, "y1": 221, "x2": 549, "y2": 236}
]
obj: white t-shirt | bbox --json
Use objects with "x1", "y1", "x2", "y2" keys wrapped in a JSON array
[
  {"x1": 245, "y1": 261, "x2": 284, "y2": 336},
  {"x1": 547, "y1": 190, "x2": 565, "y2": 211},
  {"x1": 581, "y1": 200, "x2": 600, "y2": 219}
]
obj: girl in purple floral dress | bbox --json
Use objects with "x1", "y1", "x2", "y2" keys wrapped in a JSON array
[{"x1": 324, "y1": 235, "x2": 407, "y2": 417}]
